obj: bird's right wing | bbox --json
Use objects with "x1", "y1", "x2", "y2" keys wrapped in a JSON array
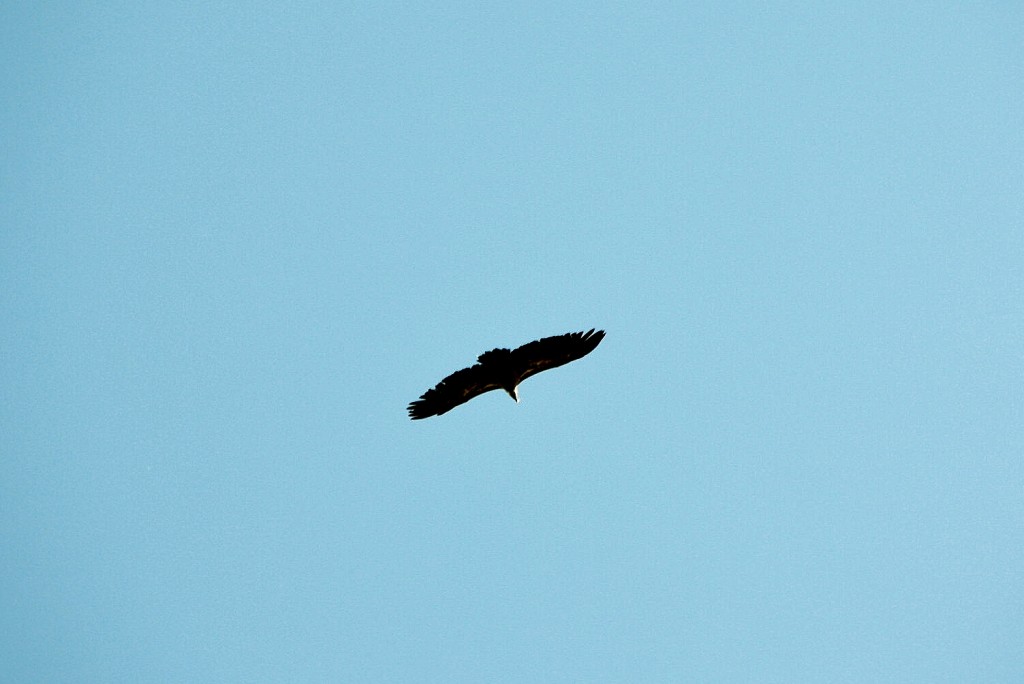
[{"x1": 513, "y1": 329, "x2": 605, "y2": 382}]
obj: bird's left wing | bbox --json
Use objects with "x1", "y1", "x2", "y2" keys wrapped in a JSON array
[{"x1": 407, "y1": 364, "x2": 504, "y2": 419}]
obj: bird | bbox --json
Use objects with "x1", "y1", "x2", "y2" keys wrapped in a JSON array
[{"x1": 408, "y1": 329, "x2": 605, "y2": 420}]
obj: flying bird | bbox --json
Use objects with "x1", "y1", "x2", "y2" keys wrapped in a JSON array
[{"x1": 408, "y1": 329, "x2": 605, "y2": 420}]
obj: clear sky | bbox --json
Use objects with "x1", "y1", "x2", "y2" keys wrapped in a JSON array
[{"x1": 2, "y1": 3, "x2": 1022, "y2": 682}]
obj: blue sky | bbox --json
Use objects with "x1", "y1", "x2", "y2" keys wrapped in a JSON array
[{"x1": 2, "y1": 2, "x2": 1022, "y2": 681}]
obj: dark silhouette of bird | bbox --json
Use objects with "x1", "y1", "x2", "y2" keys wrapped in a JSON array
[{"x1": 408, "y1": 329, "x2": 605, "y2": 420}]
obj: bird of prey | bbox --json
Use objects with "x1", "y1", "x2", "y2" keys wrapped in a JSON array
[{"x1": 407, "y1": 329, "x2": 605, "y2": 420}]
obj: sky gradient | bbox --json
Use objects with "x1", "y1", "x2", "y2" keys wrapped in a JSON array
[{"x1": 2, "y1": 3, "x2": 1022, "y2": 681}]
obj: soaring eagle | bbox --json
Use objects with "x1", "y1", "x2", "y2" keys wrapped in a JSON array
[{"x1": 408, "y1": 329, "x2": 605, "y2": 420}]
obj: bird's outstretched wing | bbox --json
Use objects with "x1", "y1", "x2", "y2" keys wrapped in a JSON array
[
  {"x1": 407, "y1": 364, "x2": 504, "y2": 420},
  {"x1": 407, "y1": 329, "x2": 605, "y2": 420},
  {"x1": 511, "y1": 329, "x2": 605, "y2": 382}
]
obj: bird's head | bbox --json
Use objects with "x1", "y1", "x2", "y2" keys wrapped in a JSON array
[{"x1": 504, "y1": 386, "x2": 519, "y2": 403}]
